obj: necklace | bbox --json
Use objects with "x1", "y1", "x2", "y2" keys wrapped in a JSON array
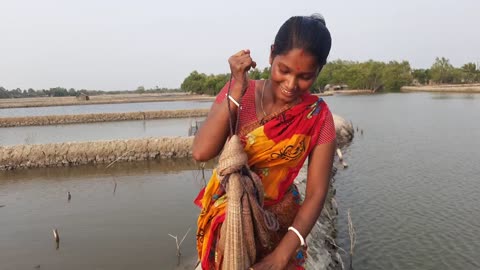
[{"x1": 260, "y1": 80, "x2": 268, "y2": 117}]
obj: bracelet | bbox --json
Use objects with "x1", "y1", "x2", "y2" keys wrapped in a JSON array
[
  {"x1": 227, "y1": 94, "x2": 240, "y2": 108},
  {"x1": 288, "y1": 226, "x2": 305, "y2": 247}
]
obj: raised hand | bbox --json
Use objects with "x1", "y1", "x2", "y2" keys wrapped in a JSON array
[{"x1": 228, "y1": 49, "x2": 257, "y2": 96}]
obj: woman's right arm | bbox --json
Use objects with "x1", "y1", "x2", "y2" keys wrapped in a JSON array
[{"x1": 192, "y1": 49, "x2": 256, "y2": 162}]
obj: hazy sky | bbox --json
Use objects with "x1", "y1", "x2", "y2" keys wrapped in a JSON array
[{"x1": 1, "y1": 0, "x2": 478, "y2": 90}]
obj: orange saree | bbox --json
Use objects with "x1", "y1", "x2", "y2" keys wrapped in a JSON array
[{"x1": 195, "y1": 92, "x2": 331, "y2": 269}]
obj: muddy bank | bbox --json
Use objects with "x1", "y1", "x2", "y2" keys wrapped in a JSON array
[
  {"x1": 0, "y1": 109, "x2": 209, "y2": 127},
  {"x1": 0, "y1": 114, "x2": 353, "y2": 171},
  {"x1": 0, "y1": 93, "x2": 215, "y2": 109},
  {"x1": 333, "y1": 89, "x2": 376, "y2": 95},
  {"x1": 401, "y1": 83, "x2": 480, "y2": 93},
  {"x1": 296, "y1": 166, "x2": 343, "y2": 270},
  {"x1": 0, "y1": 137, "x2": 194, "y2": 170}
]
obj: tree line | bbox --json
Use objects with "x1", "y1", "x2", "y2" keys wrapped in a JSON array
[
  {"x1": 181, "y1": 57, "x2": 480, "y2": 95},
  {"x1": 0, "y1": 86, "x2": 181, "y2": 99},
  {"x1": 2, "y1": 57, "x2": 479, "y2": 99}
]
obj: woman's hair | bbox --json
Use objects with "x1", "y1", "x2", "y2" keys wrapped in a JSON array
[{"x1": 272, "y1": 14, "x2": 332, "y2": 66}]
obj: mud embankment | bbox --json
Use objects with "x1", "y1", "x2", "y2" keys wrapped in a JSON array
[
  {"x1": 0, "y1": 93, "x2": 215, "y2": 109},
  {"x1": 0, "y1": 137, "x2": 194, "y2": 170},
  {"x1": 0, "y1": 114, "x2": 353, "y2": 171},
  {"x1": 401, "y1": 83, "x2": 480, "y2": 93},
  {"x1": 0, "y1": 109, "x2": 209, "y2": 127}
]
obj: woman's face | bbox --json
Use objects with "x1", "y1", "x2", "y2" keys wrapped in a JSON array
[{"x1": 269, "y1": 48, "x2": 320, "y2": 104}]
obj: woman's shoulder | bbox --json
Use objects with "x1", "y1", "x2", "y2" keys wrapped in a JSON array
[{"x1": 241, "y1": 79, "x2": 262, "y2": 101}]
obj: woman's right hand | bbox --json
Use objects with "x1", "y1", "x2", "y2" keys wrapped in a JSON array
[{"x1": 228, "y1": 49, "x2": 256, "y2": 96}]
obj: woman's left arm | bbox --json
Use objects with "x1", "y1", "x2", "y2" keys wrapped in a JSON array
[{"x1": 252, "y1": 140, "x2": 336, "y2": 269}]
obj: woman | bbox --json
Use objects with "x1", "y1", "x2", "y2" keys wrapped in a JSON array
[{"x1": 193, "y1": 14, "x2": 336, "y2": 270}]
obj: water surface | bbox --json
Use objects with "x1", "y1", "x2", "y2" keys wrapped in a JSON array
[
  {"x1": 325, "y1": 92, "x2": 480, "y2": 270},
  {"x1": 0, "y1": 117, "x2": 205, "y2": 146},
  {"x1": 2, "y1": 92, "x2": 480, "y2": 270},
  {"x1": 0, "y1": 159, "x2": 213, "y2": 270}
]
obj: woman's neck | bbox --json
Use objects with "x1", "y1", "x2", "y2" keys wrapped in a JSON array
[{"x1": 263, "y1": 80, "x2": 298, "y2": 113}]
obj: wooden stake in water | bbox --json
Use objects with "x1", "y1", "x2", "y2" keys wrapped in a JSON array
[
  {"x1": 336, "y1": 148, "x2": 348, "y2": 168},
  {"x1": 53, "y1": 229, "x2": 60, "y2": 249},
  {"x1": 168, "y1": 227, "x2": 191, "y2": 265},
  {"x1": 347, "y1": 209, "x2": 356, "y2": 270}
]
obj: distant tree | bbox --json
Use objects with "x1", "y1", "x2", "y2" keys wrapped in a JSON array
[
  {"x1": 248, "y1": 68, "x2": 262, "y2": 80},
  {"x1": 212, "y1": 74, "x2": 229, "y2": 95},
  {"x1": 181, "y1": 71, "x2": 208, "y2": 94},
  {"x1": 0, "y1": 86, "x2": 9, "y2": 98},
  {"x1": 68, "y1": 88, "x2": 76, "y2": 96},
  {"x1": 382, "y1": 61, "x2": 413, "y2": 91},
  {"x1": 27, "y1": 88, "x2": 36, "y2": 97},
  {"x1": 314, "y1": 60, "x2": 411, "y2": 92},
  {"x1": 136, "y1": 86, "x2": 145, "y2": 93},
  {"x1": 11, "y1": 88, "x2": 22, "y2": 98},
  {"x1": 412, "y1": 69, "x2": 430, "y2": 85},
  {"x1": 430, "y1": 57, "x2": 455, "y2": 84},
  {"x1": 260, "y1": 67, "x2": 270, "y2": 79},
  {"x1": 49, "y1": 87, "x2": 68, "y2": 97},
  {"x1": 461, "y1": 62, "x2": 478, "y2": 83}
]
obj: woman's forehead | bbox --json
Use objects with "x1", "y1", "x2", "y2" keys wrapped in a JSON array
[{"x1": 274, "y1": 48, "x2": 318, "y2": 72}]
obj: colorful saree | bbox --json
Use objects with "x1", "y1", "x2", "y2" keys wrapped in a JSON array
[{"x1": 195, "y1": 93, "x2": 331, "y2": 269}]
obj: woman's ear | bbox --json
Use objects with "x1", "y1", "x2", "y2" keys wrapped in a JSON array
[
  {"x1": 316, "y1": 65, "x2": 324, "y2": 75},
  {"x1": 269, "y1": 45, "x2": 274, "y2": 65}
]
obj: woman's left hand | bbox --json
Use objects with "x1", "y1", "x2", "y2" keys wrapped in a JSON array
[{"x1": 249, "y1": 251, "x2": 289, "y2": 270}]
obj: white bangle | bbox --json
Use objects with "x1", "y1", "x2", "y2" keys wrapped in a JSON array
[
  {"x1": 288, "y1": 226, "x2": 305, "y2": 247},
  {"x1": 227, "y1": 94, "x2": 240, "y2": 108}
]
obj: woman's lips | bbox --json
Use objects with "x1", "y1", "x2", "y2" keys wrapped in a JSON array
[{"x1": 281, "y1": 88, "x2": 295, "y2": 96}]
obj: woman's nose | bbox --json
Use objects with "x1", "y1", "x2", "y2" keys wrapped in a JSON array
[{"x1": 286, "y1": 76, "x2": 298, "y2": 91}]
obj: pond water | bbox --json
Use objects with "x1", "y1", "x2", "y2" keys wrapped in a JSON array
[
  {"x1": 326, "y1": 92, "x2": 480, "y2": 270},
  {"x1": 0, "y1": 159, "x2": 213, "y2": 270},
  {"x1": 1, "y1": 92, "x2": 480, "y2": 269},
  {"x1": 0, "y1": 117, "x2": 205, "y2": 146}
]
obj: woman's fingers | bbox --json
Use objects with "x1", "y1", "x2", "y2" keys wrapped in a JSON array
[
  {"x1": 229, "y1": 49, "x2": 256, "y2": 77},
  {"x1": 233, "y1": 49, "x2": 250, "y2": 57}
]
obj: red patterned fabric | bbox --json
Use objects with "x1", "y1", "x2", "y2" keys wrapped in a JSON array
[{"x1": 215, "y1": 80, "x2": 336, "y2": 145}]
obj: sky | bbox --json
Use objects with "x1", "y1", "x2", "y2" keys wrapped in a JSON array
[{"x1": 1, "y1": 0, "x2": 479, "y2": 90}]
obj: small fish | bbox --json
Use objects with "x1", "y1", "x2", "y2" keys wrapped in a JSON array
[{"x1": 67, "y1": 192, "x2": 71, "y2": 201}]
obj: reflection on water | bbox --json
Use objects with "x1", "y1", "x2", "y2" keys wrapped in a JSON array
[
  {"x1": 0, "y1": 117, "x2": 205, "y2": 146},
  {"x1": 0, "y1": 100, "x2": 213, "y2": 117},
  {"x1": 0, "y1": 159, "x2": 215, "y2": 270},
  {"x1": 430, "y1": 93, "x2": 478, "y2": 100}
]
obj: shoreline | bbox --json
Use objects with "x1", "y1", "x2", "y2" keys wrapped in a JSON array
[
  {"x1": 0, "y1": 93, "x2": 215, "y2": 109},
  {"x1": 0, "y1": 91, "x2": 343, "y2": 110},
  {"x1": 331, "y1": 89, "x2": 376, "y2": 95},
  {"x1": 0, "y1": 109, "x2": 209, "y2": 127},
  {"x1": 401, "y1": 84, "x2": 480, "y2": 93}
]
